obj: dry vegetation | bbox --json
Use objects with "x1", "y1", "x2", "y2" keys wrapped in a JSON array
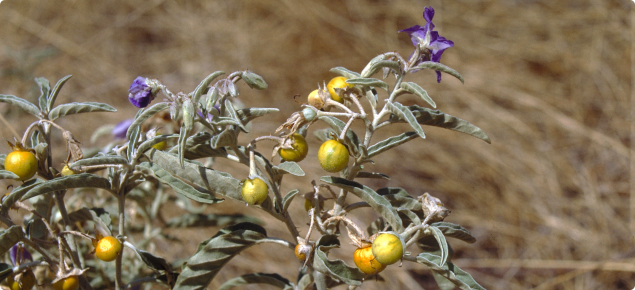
[{"x1": 0, "y1": 0, "x2": 633, "y2": 289}]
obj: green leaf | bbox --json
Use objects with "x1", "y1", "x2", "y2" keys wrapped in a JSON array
[
  {"x1": 410, "y1": 61, "x2": 465, "y2": 84},
  {"x1": 48, "y1": 102, "x2": 116, "y2": 121},
  {"x1": 397, "y1": 208, "x2": 421, "y2": 225},
  {"x1": 360, "y1": 60, "x2": 401, "y2": 78},
  {"x1": 127, "y1": 121, "x2": 141, "y2": 162},
  {"x1": 69, "y1": 155, "x2": 129, "y2": 168},
  {"x1": 355, "y1": 172, "x2": 390, "y2": 180},
  {"x1": 0, "y1": 170, "x2": 19, "y2": 180},
  {"x1": 35, "y1": 77, "x2": 50, "y2": 112},
  {"x1": 414, "y1": 253, "x2": 486, "y2": 290},
  {"x1": 236, "y1": 108, "x2": 279, "y2": 125},
  {"x1": 0, "y1": 95, "x2": 40, "y2": 117},
  {"x1": 218, "y1": 273, "x2": 292, "y2": 290},
  {"x1": 360, "y1": 54, "x2": 388, "y2": 77},
  {"x1": 389, "y1": 105, "x2": 491, "y2": 143},
  {"x1": 224, "y1": 100, "x2": 247, "y2": 132},
  {"x1": 178, "y1": 124, "x2": 188, "y2": 168},
  {"x1": 400, "y1": 82, "x2": 436, "y2": 108},
  {"x1": 168, "y1": 132, "x2": 227, "y2": 160},
  {"x1": 67, "y1": 207, "x2": 111, "y2": 232},
  {"x1": 430, "y1": 226, "x2": 449, "y2": 267},
  {"x1": 130, "y1": 246, "x2": 173, "y2": 273},
  {"x1": 211, "y1": 129, "x2": 237, "y2": 149},
  {"x1": 173, "y1": 222, "x2": 268, "y2": 290},
  {"x1": 20, "y1": 173, "x2": 111, "y2": 201},
  {"x1": 312, "y1": 235, "x2": 365, "y2": 285},
  {"x1": 241, "y1": 71, "x2": 268, "y2": 90},
  {"x1": 281, "y1": 189, "x2": 300, "y2": 213},
  {"x1": 47, "y1": 75, "x2": 72, "y2": 111},
  {"x1": 320, "y1": 177, "x2": 403, "y2": 232},
  {"x1": 274, "y1": 162, "x2": 305, "y2": 177},
  {"x1": 1, "y1": 179, "x2": 43, "y2": 214},
  {"x1": 136, "y1": 134, "x2": 179, "y2": 156},
  {"x1": 166, "y1": 213, "x2": 260, "y2": 228},
  {"x1": 432, "y1": 222, "x2": 477, "y2": 244},
  {"x1": 312, "y1": 128, "x2": 333, "y2": 143},
  {"x1": 192, "y1": 71, "x2": 225, "y2": 105},
  {"x1": 388, "y1": 102, "x2": 426, "y2": 139},
  {"x1": 126, "y1": 102, "x2": 170, "y2": 140},
  {"x1": 296, "y1": 273, "x2": 313, "y2": 290},
  {"x1": 363, "y1": 87, "x2": 378, "y2": 109},
  {"x1": 367, "y1": 131, "x2": 418, "y2": 158},
  {"x1": 0, "y1": 226, "x2": 24, "y2": 256},
  {"x1": 345, "y1": 78, "x2": 389, "y2": 91},
  {"x1": 140, "y1": 162, "x2": 223, "y2": 204},
  {"x1": 433, "y1": 271, "x2": 459, "y2": 290},
  {"x1": 329, "y1": 67, "x2": 361, "y2": 79}
]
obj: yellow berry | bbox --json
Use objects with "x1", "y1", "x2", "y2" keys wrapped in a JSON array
[
  {"x1": 241, "y1": 177, "x2": 268, "y2": 205},
  {"x1": 95, "y1": 236, "x2": 122, "y2": 262},
  {"x1": 52, "y1": 276, "x2": 79, "y2": 290},
  {"x1": 6, "y1": 269, "x2": 35, "y2": 290},
  {"x1": 327, "y1": 76, "x2": 353, "y2": 103},
  {"x1": 353, "y1": 246, "x2": 386, "y2": 275},
  {"x1": 279, "y1": 133, "x2": 309, "y2": 162},
  {"x1": 61, "y1": 165, "x2": 75, "y2": 176},
  {"x1": 4, "y1": 150, "x2": 37, "y2": 181},
  {"x1": 317, "y1": 140, "x2": 349, "y2": 172},
  {"x1": 371, "y1": 233, "x2": 404, "y2": 265}
]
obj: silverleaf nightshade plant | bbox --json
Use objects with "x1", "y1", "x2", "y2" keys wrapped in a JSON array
[{"x1": 0, "y1": 6, "x2": 489, "y2": 290}]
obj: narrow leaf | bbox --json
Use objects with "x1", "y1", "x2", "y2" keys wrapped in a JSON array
[
  {"x1": 281, "y1": 189, "x2": 300, "y2": 213},
  {"x1": 131, "y1": 246, "x2": 173, "y2": 273},
  {"x1": 345, "y1": 78, "x2": 389, "y2": 91},
  {"x1": 0, "y1": 170, "x2": 19, "y2": 180},
  {"x1": 48, "y1": 102, "x2": 116, "y2": 121},
  {"x1": 410, "y1": 61, "x2": 465, "y2": 84},
  {"x1": 432, "y1": 222, "x2": 477, "y2": 244},
  {"x1": 47, "y1": 75, "x2": 72, "y2": 111},
  {"x1": 20, "y1": 173, "x2": 111, "y2": 201},
  {"x1": 126, "y1": 102, "x2": 170, "y2": 140},
  {"x1": 274, "y1": 162, "x2": 305, "y2": 177},
  {"x1": 218, "y1": 273, "x2": 292, "y2": 290},
  {"x1": 35, "y1": 77, "x2": 50, "y2": 112},
  {"x1": 236, "y1": 108, "x2": 279, "y2": 125},
  {"x1": 388, "y1": 102, "x2": 426, "y2": 139},
  {"x1": 401, "y1": 82, "x2": 436, "y2": 108},
  {"x1": 211, "y1": 129, "x2": 237, "y2": 149},
  {"x1": 192, "y1": 71, "x2": 225, "y2": 105},
  {"x1": 312, "y1": 235, "x2": 365, "y2": 286},
  {"x1": 168, "y1": 131, "x2": 227, "y2": 160},
  {"x1": 1, "y1": 179, "x2": 43, "y2": 214},
  {"x1": 360, "y1": 54, "x2": 388, "y2": 77},
  {"x1": 367, "y1": 131, "x2": 418, "y2": 158},
  {"x1": 0, "y1": 226, "x2": 24, "y2": 256},
  {"x1": 127, "y1": 123, "x2": 140, "y2": 162},
  {"x1": 0, "y1": 95, "x2": 40, "y2": 117},
  {"x1": 329, "y1": 67, "x2": 361, "y2": 79},
  {"x1": 141, "y1": 162, "x2": 223, "y2": 204},
  {"x1": 360, "y1": 60, "x2": 401, "y2": 78},
  {"x1": 355, "y1": 172, "x2": 390, "y2": 180},
  {"x1": 69, "y1": 156, "x2": 129, "y2": 168},
  {"x1": 415, "y1": 253, "x2": 486, "y2": 290},
  {"x1": 430, "y1": 226, "x2": 449, "y2": 267},
  {"x1": 224, "y1": 100, "x2": 247, "y2": 132},
  {"x1": 317, "y1": 116, "x2": 361, "y2": 156},
  {"x1": 166, "y1": 213, "x2": 259, "y2": 228},
  {"x1": 178, "y1": 125, "x2": 188, "y2": 168}
]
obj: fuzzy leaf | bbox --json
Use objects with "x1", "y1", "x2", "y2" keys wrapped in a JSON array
[
  {"x1": 35, "y1": 77, "x2": 50, "y2": 112},
  {"x1": 432, "y1": 222, "x2": 477, "y2": 244},
  {"x1": 415, "y1": 253, "x2": 485, "y2": 290},
  {"x1": 126, "y1": 102, "x2": 170, "y2": 140},
  {"x1": 320, "y1": 177, "x2": 403, "y2": 232},
  {"x1": 210, "y1": 129, "x2": 237, "y2": 149},
  {"x1": 241, "y1": 71, "x2": 268, "y2": 90},
  {"x1": 329, "y1": 67, "x2": 361, "y2": 79},
  {"x1": 69, "y1": 155, "x2": 129, "y2": 168},
  {"x1": 20, "y1": 173, "x2": 111, "y2": 201},
  {"x1": 410, "y1": 61, "x2": 464, "y2": 84},
  {"x1": 0, "y1": 226, "x2": 24, "y2": 256},
  {"x1": 173, "y1": 223, "x2": 267, "y2": 290},
  {"x1": 345, "y1": 78, "x2": 389, "y2": 91},
  {"x1": 131, "y1": 247, "x2": 173, "y2": 273},
  {"x1": 141, "y1": 162, "x2": 223, "y2": 204},
  {"x1": 388, "y1": 102, "x2": 426, "y2": 139},
  {"x1": 192, "y1": 71, "x2": 225, "y2": 105},
  {"x1": 0, "y1": 170, "x2": 19, "y2": 180},
  {"x1": 312, "y1": 129, "x2": 333, "y2": 143},
  {"x1": 136, "y1": 134, "x2": 179, "y2": 155},
  {"x1": 224, "y1": 100, "x2": 246, "y2": 132},
  {"x1": 401, "y1": 82, "x2": 436, "y2": 108},
  {"x1": 0, "y1": 95, "x2": 40, "y2": 117},
  {"x1": 361, "y1": 60, "x2": 401, "y2": 78},
  {"x1": 166, "y1": 213, "x2": 260, "y2": 228},
  {"x1": 218, "y1": 273, "x2": 292, "y2": 290},
  {"x1": 127, "y1": 121, "x2": 141, "y2": 162},
  {"x1": 47, "y1": 75, "x2": 72, "y2": 111},
  {"x1": 367, "y1": 131, "x2": 418, "y2": 158},
  {"x1": 178, "y1": 124, "x2": 188, "y2": 168},
  {"x1": 168, "y1": 132, "x2": 227, "y2": 160},
  {"x1": 67, "y1": 207, "x2": 111, "y2": 233},
  {"x1": 430, "y1": 226, "x2": 449, "y2": 267},
  {"x1": 1, "y1": 179, "x2": 43, "y2": 214},
  {"x1": 236, "y1": 108, "x2": 279, "y2": 125},
  {"x1": 296, "y1": 273, "x2": 313, "y2": 290},
  {"x1": 312, "y1": 235, "x2": 365, "y2": 285},
  {"x1": 48, "y1": 102, "x2": 116, "y2": 121},
  {"x1": 281, "y1": 189, "x2": 300, "y2": 213},
  {"x1": 274, "y1": 162, "x2": 305, "y2": 177},
  {"x1": 360, "y1": 54, "x2": 387, "y2": 77},
  {"x1": 355, "y1": 172, "x2": 390, "y2": 180}
]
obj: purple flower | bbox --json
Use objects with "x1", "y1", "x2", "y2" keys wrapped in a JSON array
[
  {"x1": 128, "y1": 77, "x2": 155, "y2": 108},
  {"x1": 10, "y1": 244, "x2": 32, "y2": 266},
  {"x1": 399, "y1": 7, "x2": 454, "y2": 83},
  {"x1": 112, "y1": 119, "x2": 134, "y2": 139}
]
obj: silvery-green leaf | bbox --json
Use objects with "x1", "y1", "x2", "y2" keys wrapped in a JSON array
[
  {"x1": 432, "y1": 222, "x2": 477, "y2": 244},
  {"x1": 410, "y1": 61, "x2": 464, "y2": 84},
  {"x1": 34, "y1": 142, "x2": 48, "y2": 173},
  {"x1": 178, "y1": 125, "x2": 188, "y2": 168},
  {"x1": 430, "y1": 226, "x2": 449, "y2": 267},
  {"x1": 0, "y1": 226, "x2": 24, "y2": 256},
  {"x1": 182, "y1": 99, "x2": 195, "y2": 132},
  {"x1": 345, "y1": 78, "x2": 389, "y2": 91},
  {"x1": 397, "y1": 208, "x2": 421, "y2": 225},
  {"x1": 30, "y1": 130, "x2": 41, "y2": 148},
  {"x1": 70, "y1": 155, "x2": 129, "y2": 168},
  {"x1": 0, "y1": 95, "x2": 40, "y2": 117},
  {"x1": 35, "y1": 77, "x2": 50, "y2": 112},
  {"x1": 126, "y1": 102, "x2": 170, "y2": 140},
  {"x1": 320, "y1": 177, "x2": 403, "y2": 232},
  {"x1": 174, "y1": 222, "x2": 267, "y2": 290},
  {"x1": 193, "y1": 71, "x2": 225, "y2": 105},
  {"x1": 211, "y1": 129, "x2": 237, "y2": 149},
  {"x1": 227, "y1": 81, "x2": 238, "y2": 97},
  {"x1": 67, "y1": 207, "x2": 111, "y2": 231},
  {"x1": 433, "y1": 271, "x2": 459, "y2": 290},
  {"x1": 274, "y1": 162, "x2": 305, "y2": 177},
  {"x1": 281, "y1": 189, "x2": 300, "y2": 213},
  {"x1": 414, "y1": 253, "x2": 485, "y2": 290},
  {"x1": 224, "y1": 100, "x2": 246, "y2": 132},
  {"x1": 376, "y1": 187, "x2": 410, "y2": 197},
  {"x1": 166, "y1": 213, "x2": 259, "y2": 228},
  {"x1": 360, "y1": 60, "x2": 401, "y2": 78},
  {"x1": 401, "y1": 82, "x2": 436, "y2": 108},
  {"x1": 367, "y1": 217, "x2": 387, "y2": 236},
  {"x1": 210, "y1": 117, "x2": 243, "y2": 127},
  {"x1": 169, "y1": 132, "x2": 227, "y2": 159},
  {"x1": 367, "y1": 131, "x2": 418, "y2": 158},
  {"x1": 130, "y1": 246, "x2": 173, "y2": 274},
  {"x1": 47, "y1": 75, "x2": 72, "y2": 111},
  {"x1": 388, "y1": 102, "x2": 426, "y2": 139},
  {"x1": 141, "y1": 162, "x2": 223, "y2": 204},
  {"x1": 145, "y1": 149, "x2": 243, "y2": 201},
  {"x1": 312, "y1": 235, "x2": 365, "y2": 285},
  {"x1": 363, "y1": 87, "x2": 377, "y2": 109},
  {"x1": 329, "y1": 67, "x2": 361, "y2": 79},
  {"x1": 355, "y1": 172, "x2": 390, "y2": 180},
  {"x1": 360, "y1": 54, "x2": 388, "y2": 77},
  {"x1": 48, "y1": 102, "x2": 116, "y2": 121},
  {"x1": 127, "y1": 123, "x2": 140, "y2": 162},
  {"x1": 296, "y1": 273, "x2": 313, "y2": 290},
  {"x1": 20, "y1": 173, "x2": 111, "y2": 201},
  {"x1": 236, "y1": 108, "x2": 279, "y2": 125},
  {"x1": 241, "y1": 71, "x2": 268, "y2": 90},
  {"x1": 312, "y1": 129, "x2": 333, "y2": 143},
  {"x1": 206, "y1": 87, "x2": 220, "y2": 113},
  {"x1": 0, "y1": 170, "x2": 19, "y2": 180},
  {"x1": 317, "y1": 116, "x2": 361, "y2": 157},
  {"x1": 1, "y1": 179, "x2": 42, "y2": 214},
  {"x1": 136, "y1": 134, "x2": 179, "y2": 155},
  {"x1": 218, "y1": 273, "x2": 292, "y2": 290},
  {"x1": 389, "y1": 105, "x2": 491, "y2": 143}
]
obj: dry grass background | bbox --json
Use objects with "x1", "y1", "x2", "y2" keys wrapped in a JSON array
[{"x1": 0, "y1": 0, "x2": 633, "y2": 289}]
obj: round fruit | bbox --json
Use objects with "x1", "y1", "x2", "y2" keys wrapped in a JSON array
[
  {"x1": 279, "y1": 133, "x2": 309, "y2": 162},
  {"x1": 4, "y1": 150, "x2": 37, "y2": 181},
  {"x1": 6, "y1": 269, "x2": 36, "y2": 290},
  {"x1": 151, "y1": 140, "x2": 168, "y2": 150},
  {"x1": 327, "y1": 76, "x2": 353, "y2": 103},
  {"x1": 371, "y1": 233, "x2": 404, "y2": 265},
  {"x1": 95, "y1": 236, "x2": 122, "y2": 262},
  {"x1": 353, "y1": 246, "x2": 386, "y2": 275},
  {"x1": 241, "y1": 177, "x2": 268, "y2": 205},
  {"x1": 307, "y1": 89, "x2": 324, "y2": 109},
  {"x1": 301, "y1": 107, "x2": 316, "y2": 121},
  {"x1": 317, "y1": 140, "x2": 349, "y2": 172},
  {"x1": 294, "y1": 244, "x2": 309, "y2": 260},
  {"x1": 52, "y1": 276, "x2": 79, "y2": 290},
  {"x1": 303, "y1": 196, "x2": 325, "y2": 212},
  {"x1": 61, "y1": 165, "x2": 75, "y2": 177}
]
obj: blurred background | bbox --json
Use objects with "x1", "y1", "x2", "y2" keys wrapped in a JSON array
[{"x1": 0, "y1": 0, "x2": 633, "y2": 289}]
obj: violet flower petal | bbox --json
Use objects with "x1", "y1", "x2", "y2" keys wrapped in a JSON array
[{"x1": 112, "y1": 119, "x2": 134, "y2": 139}]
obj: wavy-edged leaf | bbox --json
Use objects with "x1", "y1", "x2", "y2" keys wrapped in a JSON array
[
  {"x1": 47, "y1": 75, "x2": 72, "y2": 111},
  {"x1": 388, "y1": 102, "x2": 425, "y2": 139},
  {"x1": 0, "y1": 226, "x2": 24, "y2": 256},
  {"x1": 236, "y1": 108, "x2": 279, "y2": 125},
  {"x1": 67, "y1": 207, "x2": 111, "y2": 233},
  {"x1": 136, "y1": 134, "x2": 179, "y2": 156},
  {"x1": 130, "y1": 246, "x2": 173, "y2": 274},
  {"x1": 166, "y1": 213, "x2": 259, "y2": 228},
  {"x1": 126, "y1": 102, "x2": 170, "y2": 140},
  {"x1": 320, "y1": 177, "x2": 403, "y2": 232},
  {"x1": 281, "y1": 189, "x2": 300, "y2": 213},
  {"x1": 0, "y1": 170, "x2": 19, "y2": 180},
  {"x1": 410, "y1": 61, "x2": 464, "y2": 84},
  {"x1": 173, "y1": 222, "x2": 267, "y2": 290},
  {"x1": 312, "y1": 235, "x2": 365, "y2": 285},
  {"x1": 127, "y1": 120, "x2": 141, "y2": 162},
  {"x1": 48, "y1": 102, "x2": 116, "y2": 121},
  {"x1": 192, "y1": 71, "x2": 225, "y2": 105},
  {"x1": 345, "y1": 78, "x2": 389, "y2": 91},
  {"x1": 168, "y1": 131, "x2": 227, "y2": 160},
  {"x1": 367, "y1": 131, "x2": 418, "y2": 158},
  {"x1": 35, "y1": 77, "x2": 50, "y2": 112},
  {"x1": 211, "y1": 129, "x2": 237, "y2": 149},
  {"x1": 414, "y1": 253, "x2": 485, "y2": 290},
  {"x1": 329, "y1": 67, "x2": 361, "y2": 79},
  {"x1": 363, "y1": 87, "x2": 378, "y2": 109},
  {"x1": 361, "y1": 60, "x2": 401, "y2": 78},
  {"x1": 1, "y1": 179, "x2": 43, "y2": 214},
  {"x1": 389, "y1": 105, "x2": 491, "y2": 143},
  {"x1": 430, "y1": 226, "x2": 449, "y2": 267},
  {"x1": 241, "y1": 71, "x2": 268, "y2": 90},
  {"x1": 141, "y1": 162, "x2": 223, "y2": 204},
  {"x1": 69, "y1": 155, "x2": 129, "y2": 169},
  {"x1": 432, "y1": 222, "x2": 476, "y2": 244},
  {"x1": 360, "y1": 54, "x2": 388, "y2": 77},
  {"x1": 20, "y1": 173, "x2": 111, "y2": 201},
  {"x1": 312, "y1": 129, "x2": 333, "y2": 143},
  {"x1": 397, "y1": 208, "x2": 421, "y2": 225},
  {"x1": 218, "y1": 273, "x2": 292, "y2": 290},
  {"x1": 224, "y1": 100, "x2": 246, "y2": 132},
  {"x1": 401, "y1": 82, "x2": 436, "y2": 108},
  {"x1": 355, "y1": 172, "x2": 390, "y2": 180},
  {"x1": 274, "y1": 162, "x2": 305, "y2": 177},
  {"x1": 0, "y1": 95, "x2": 40, "y2": 117}
]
